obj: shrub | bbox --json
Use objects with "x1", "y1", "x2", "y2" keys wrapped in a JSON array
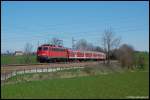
[{"x1": 82, "y1": 67, "x2": 95, "y2": 75}]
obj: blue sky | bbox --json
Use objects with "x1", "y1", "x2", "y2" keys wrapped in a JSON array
[{"x1": 1, "y1": 1, "x2": 149, "y2": 53}]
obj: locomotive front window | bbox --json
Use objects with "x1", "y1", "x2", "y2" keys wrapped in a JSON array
[
  {"x1": 43, "y1": 47, "x2": 48, "y2": 51},
  {"x1": 38, "y1": 47, "x2": 42, "y2": 51}
]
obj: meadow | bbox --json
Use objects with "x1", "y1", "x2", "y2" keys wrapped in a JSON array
[
  {"x1": 1, "y1": 55, "x2": 38, "y2": 65},
  {"x1": 1, "y1": 69, "x2": 149, "y2": 99}
]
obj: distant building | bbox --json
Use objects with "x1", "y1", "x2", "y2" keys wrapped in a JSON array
[{"x1": 14, "y1": 51, "x2": 23, "y2": 56}]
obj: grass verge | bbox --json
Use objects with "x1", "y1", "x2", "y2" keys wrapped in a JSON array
[{"x1": 1, "y1": 70, "x2": 149, "y2": 99}]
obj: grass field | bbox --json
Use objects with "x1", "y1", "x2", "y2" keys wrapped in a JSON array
[
  {"x1": 1, "y1": 71, "x2": 149, "y2": 99},
  {"x1": 1, "y1": 55, "x2": 38, "y2": 65}
]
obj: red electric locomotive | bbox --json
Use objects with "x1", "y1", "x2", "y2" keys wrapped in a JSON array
[{"x1": 37, "y1": 44, "x2": 68, "y2": 62}]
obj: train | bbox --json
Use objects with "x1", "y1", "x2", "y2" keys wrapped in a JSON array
[{"x1": 37, "y1": 44, "x2": 106, "y2": 63}]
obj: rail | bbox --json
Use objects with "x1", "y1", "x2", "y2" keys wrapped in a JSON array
[
  {"x1": 1, "y1": 61, "x2": 108, "y2": 67},
  {"x1": 1, "y1": 63, "x2": 51, "y2": 67}
]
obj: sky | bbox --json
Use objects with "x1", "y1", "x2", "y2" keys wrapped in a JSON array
[{"x1": 1, "y1": 1, "x2": 149, "y2": 53}]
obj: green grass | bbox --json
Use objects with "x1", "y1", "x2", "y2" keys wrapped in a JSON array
[
  {"x1": 1, "y1": 71, "x2": 149, "y2": 99},
  {"x1": 1, "y1": 55, "x2": 38, "y2": 65}
]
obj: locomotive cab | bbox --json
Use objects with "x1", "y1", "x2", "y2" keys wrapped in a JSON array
[
  {"x1": 37, "y1": 46, "x2": 49, "y2": 62},
  {"x1": 37, "y1": 44, "x2": 68, "y2": 63}
]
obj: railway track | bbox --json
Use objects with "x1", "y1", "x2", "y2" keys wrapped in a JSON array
[
  {"x1": 1, "y1": 60, "x2": 118, "y2": 74},
  {"x1": 1, "y1": 61, "x2": 102, "y2": 80},
  {"x1": 1, "y1": 60, "x2": 118, "y2": 67},
  {"x1": 1, "y1": 61, "x2": 107, "y2": 67},
  {"x1": 1, "y1": 63, "x2": 51, "y2": 67},
  {"x1": 1, "y1": 60, "x2": 118, "y2": 81},
  {"x1": 1, "y1": 61, "x2": 106, "y2": 72}
]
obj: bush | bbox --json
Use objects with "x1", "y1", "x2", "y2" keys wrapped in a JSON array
[
  {"x1": 117, "y1": 44, "x2": 134, "y2": 69},
  {"x1": 82, "y1": 67, "x2": 95, "y2": 75},
  {"x1": 137, "y1": 56, "x2": 145, "y2": 69}
]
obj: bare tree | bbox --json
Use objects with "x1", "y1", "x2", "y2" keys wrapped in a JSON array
[
  {"x1": 75, "y1": 39, "x2": 104, "y2": 52},
  {"x1": 6, "y1": 50, "x2": 10, "y2": 55},
  {"x1": 118, "y1": 44, "x2": 134, "y2": 69},
  {"x1": 75, "y1": 39, "x2": 88, "y2": 51},
  {"x1": 24, "y1": 43, "x2": 33, "y2": 64},
  {"x1": 86, "y1": 43, "x2": 94, "y2": 51},
  {"x1": 101, "y1": 28, "x2": 121, "y2": 64},
  {"x1": 94, "y1": 46, "x2": 104, "y2": 52}
]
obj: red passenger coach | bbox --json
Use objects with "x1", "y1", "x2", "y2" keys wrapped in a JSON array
[
  {"x1": 68, "y1": 49, "x2": 106, "y2": 61},
  {"x1": 68, "y1": 49, "x2": 77, "y2": 59}
]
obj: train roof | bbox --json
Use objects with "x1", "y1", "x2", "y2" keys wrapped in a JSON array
[
  {"x1": 39, "y1": 44, "x2": 105, "y2": 54},
  {"x1": 39, "y1": 44, "x2": 66, "y2": 49},
  {"x1": 68, "y1": 49, "x2": 105, "y2": 54}
]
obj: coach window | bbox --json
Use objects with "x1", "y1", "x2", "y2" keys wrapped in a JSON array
[
  {"x1": 59, "y1": 49, "x2": 62, "y2": 51},
  {"x1": 61, "y1": 49, "x2": 63, "y2": 51},
  {"x1": 56, "y1": 48, "x2": 58, "y2": 51},
  {"x1": 43, "y1": 47, "x2": 48, "y2": 51},
  {"x1": 57, "y1": 48, "x2": 60, "y2": 51},
  {"x1": 55, "y1": 48, "x2": 58, "y2": 51},
  {"x1": 59, "y1": 48, "x2": 62, "y2": 51}
]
